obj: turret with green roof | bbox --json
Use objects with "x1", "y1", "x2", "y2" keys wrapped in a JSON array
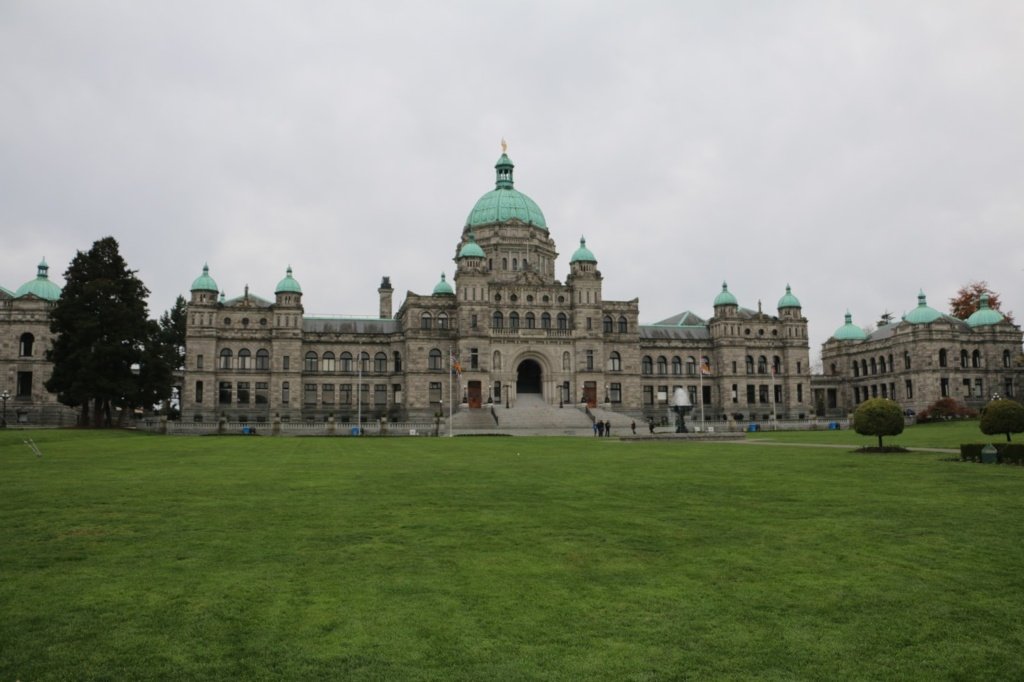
[
  {"x1": 713, "y1": 281, "x2": 738, "y2": 307},
  {"x1": 569, "y1": 236, "x2": 596, "y2": 264},
  {"x1": 457, "y1": 231, "x2": 485, "y2": 259},
  {"x1": 966, "y1": 293, "x2": 1005, "y2": 327},
  {"x1": 903, "y1": 290, "x2": 942, "y2": 325},
  {"x1": 14, "y1": 258, "x2": 61, "y2": 301},
  {"x1": 465, "y1": 144, "x2": 547, "y2": 229},
  {"x1": 777, "y1": 284, "x2": 801, "y2": 309},
  {"x1": 190, "y1": 263, "x2": 219, "y2": 292},
  {"x1": 433, "y1": 273, "x2": 455, "y2": 296},
  {"x1": 275, "y1": 266, "x2": 302, "y2": 294},
  {"x1": 832, "y1": 311, "x2": 868, "y2": 341}
]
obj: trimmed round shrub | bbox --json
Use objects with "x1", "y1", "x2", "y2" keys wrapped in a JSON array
[
  {"x1": 980, "y1": 399, "x2": 1024, "y2": 443},
  {"x1": 853, "y1": 398, "x2": 905, "y2": 449}
]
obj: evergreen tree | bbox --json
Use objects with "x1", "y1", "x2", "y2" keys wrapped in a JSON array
[
  {"x1": 45, "y1": 237, "x2": 172, "y2": 426},
  {"x1": 158, "y1": 295, "x2": 188, "y2": 371}
]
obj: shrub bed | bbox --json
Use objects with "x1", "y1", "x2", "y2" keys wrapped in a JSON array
[{"x1": 959, "y1": 443, "x2": 1024, "y2": 464}]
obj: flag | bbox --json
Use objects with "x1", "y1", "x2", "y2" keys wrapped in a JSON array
[
  {"x1": 450, "y1": 351, "x2": 462, "y2": 377},
  {"x1": 699, "y1": 360, "x2": 711, "y2": 375}
]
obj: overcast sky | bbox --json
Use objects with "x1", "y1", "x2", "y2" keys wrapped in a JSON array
[{"x1": 3, "y1": 1, "x2": 1022, "y2": 362}]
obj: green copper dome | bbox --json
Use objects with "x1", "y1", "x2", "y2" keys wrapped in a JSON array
[
  {"x1": 457, "y1": 231, "x2": 485, "y2": 259},
  {"x1": 275, "y1": 266, "x2": 302, "y2": 294},
  {"x1": 466, "y1": 152, "x2": 547, "y2": 229},
  {"x1": 966, "y1": 293, "x2": 1005, "y2": 327},
  {"x1": 777, "y1": 284, "x2": 801, "y2": 309},
  {"x1": 433, "y1": 272, "x2": 454, "y2": 296},
  {"x1": 190, "y1": 263, "x2": 219, "y2": 292},
  {"x1": 903, "y1": 290, "x2": 942, "y2": 325},
  {"x1": 569, "y1": 236, "x2": 596, "y2": 263},
  {"x1": 15, "y1": 258, "x2": 61, "y2": 301},
  {"x1": 713, "y1": 281, "x2": 738, "y2": 307},
  {"x1": 833, "y1": 311, "x2": 867, "y2": 341}
]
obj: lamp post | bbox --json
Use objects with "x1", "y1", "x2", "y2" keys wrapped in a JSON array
[{"x1": 1, "y1": 390, "x2": 9, "y2": 428}]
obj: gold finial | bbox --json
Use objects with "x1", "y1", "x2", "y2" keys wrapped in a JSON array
[{"x1": 501, "y1": 138, "x2": 508, "y2": 154}]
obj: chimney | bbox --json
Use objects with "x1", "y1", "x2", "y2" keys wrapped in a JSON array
[{"x1": 378, "y1": 276, "x2": 393, "y2": 319}]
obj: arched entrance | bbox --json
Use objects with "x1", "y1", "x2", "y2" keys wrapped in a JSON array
[{"x1": 516, "y1": 359, "x2": 542, "y2": 395}]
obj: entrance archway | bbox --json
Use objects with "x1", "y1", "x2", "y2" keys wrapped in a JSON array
[{"x1": 516, "y1": 359, "x2": 542, "y2": 395}]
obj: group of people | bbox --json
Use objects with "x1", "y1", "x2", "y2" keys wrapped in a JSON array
[{"x1": 593, "y1": 420, "x2": 612, "y2": 437}]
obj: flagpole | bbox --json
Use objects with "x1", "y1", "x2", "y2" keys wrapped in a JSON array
[
  {"x1": 770, "y1": 363, "x2": 778, "y2": 430},
  {"x1": 699, "y1": 355, "x2": 706, "y2": 432},
  {"x1": 448, "y1": 346, "x2": 453, "y2": 438}
]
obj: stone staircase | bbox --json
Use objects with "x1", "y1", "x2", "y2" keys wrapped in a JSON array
[{"x1": 451, "y1": 394, "x2": 593, "y2": 435}]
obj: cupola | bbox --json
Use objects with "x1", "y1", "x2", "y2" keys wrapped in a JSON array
[
  {"x1": 966, "y1": 293, "x2": 1005, "y2": 328},
  {"x1": 902, "y1": 290, "x2": 942, "y2": 325},
  {"x1": 832, "y1": 311, "x2": 868, "y2": 341},
  {"x1": 432, "y1": 273, "x2": 455, "y2": 296},
  {"x1": 14, "y1": 258, "x2": 62, "y2": 301}
]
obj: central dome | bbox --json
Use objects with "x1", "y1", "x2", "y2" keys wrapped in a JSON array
[{"x1": 465, "y1": 152, "x2": 547, "y2": 229}]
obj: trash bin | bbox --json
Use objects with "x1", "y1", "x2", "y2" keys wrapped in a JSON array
[
  {"x1": 748, "y1": 423, "x2": 759, "y2": 432},
  {"x1": 351, "y1": 427, "x2": 360, "y2": 436},
  {"x1": 828, "y1": 422, "x2": 839, "y2": 430},
  {"x1": 981, "y1": 444, "x2": 998, "y2": 464}
]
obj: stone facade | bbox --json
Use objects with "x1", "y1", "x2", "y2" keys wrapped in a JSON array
[{"x1": 180, "y1": 151, "x2": 814, "y2": 424}]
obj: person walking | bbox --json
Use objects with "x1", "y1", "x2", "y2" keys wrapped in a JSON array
[
  {"x1": 631, "y1": 420, "x2": 636, "y2": 435},
  {"x1": 648, "y1": 418, "x2": 655, "y2": 434},
  {"x1": 597, "y1": 420, "x2": 605, "y2": 437},
  {"x1": 604, "y1": 420, "x2": 611, "y2": 437},
  {"x1": 593, "y1": 420, "x2": 599, "y2": 437}
]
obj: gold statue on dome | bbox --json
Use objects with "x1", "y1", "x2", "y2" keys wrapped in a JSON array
[{"x1": 501, "y1": 138, "x2": 508, "y2": 153}]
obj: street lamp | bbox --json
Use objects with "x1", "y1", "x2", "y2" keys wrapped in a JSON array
[{"x1": 1, "y1": 390, "x2": 9, "y2": 428}]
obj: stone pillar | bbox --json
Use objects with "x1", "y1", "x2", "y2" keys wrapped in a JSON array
[{"x1": 378, "y1": 276, "x2": 393, "y2": 319}]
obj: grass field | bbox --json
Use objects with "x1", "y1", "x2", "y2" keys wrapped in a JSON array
[{"x1": 2, "y1": 426, "x2": 1023, "y2": 680}]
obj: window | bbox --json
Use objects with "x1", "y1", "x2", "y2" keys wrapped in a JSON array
[
  {"x1": 797, "y1": 384, "x2": 803, "y2": 403},
  {"x1": 586, "y1": 350, "x2": 594, "y2": 370},
  {"x1": 492, "y1": 311, "x2": 503, "y2": 328},
  {"x1": 429, "y1": 382, "x2": 442, "y2": 403},
  {"x1": 853, "y1": 361, "x2": 860, "y2": 377},
  {"x1": 759, "y1": 385, "x2": 769, "y2": 403},
  {"x1": 321, "y1": 352, "x2": 335, "y2": 372},
  {"x1": 772, "y1": 356, "x2": 781, "y2": 375},
  {"x1": 658, "y1": 386, "x2": 669, "y2": 405},
  {"x1": 340, "y1": 384, "x2": 352, "y2": 405},
  {"x1": 774, "y1": 385, "x2": 783, "y2": 403},
  {"x1": 429, "y1": 349, "x2": 443, "y2": 370},
  {"x1": 238, "y1": 349, "x2": 252, "y2": 369},
  {"x1": 195, "y1": 381, "x2": 204, "y2": 403},
  {"x1": 541, "y1": 313, "x2": 551, "y2": 329},
  {"x1": 879, "y1": 355, "x2": 887, "y2": 373},
  {"x1": 731, "y1": 384, "x2": 738, "y2": 403},
  {"x1": 470, "y1": 348, "x2": 479, "y2": 370},
  {"x1": 237, "y1": 382, "x2": 250, "y2": 404},
  {"x1": 618, "y1": 316, "x2": 627, "y2": 333},
  {"x1": 960, "y1": 350, "x2": 969, "y2": 368},
  {"x1": 421, "y1": 313, "x2": 432, "y2": 330},
  {"x1": 972, "y1": 350, "x2": 981, "y2": 368},
  {"x1": 610, "y1": 383, "x2": 622, "y2": 403},
  {"x1": 220, "y1": 348, "x2": 233, "y2": 369},
  {"x1": 438, "y1": 313, "x2": 449, "y2": 330},
  {"x1": 525, "y1": 312, "x2": 535, "y2": 329},
  {"x1": 393, "y1": 352, "x2": 402, "y2": 372},
  {"x1": 656, "y1": 356, "x2": 667, "y2": 375},
  {"x1": 375, "y1": 384, "x2": 387, "y2": 406},
  {"x1": 1004, "y1": 350, "x2": 1012, "y2": 368},
  {"x1": 939, "y1": 349, "x2": 948, "y2": 367},
  {"x1": 643, "y1": 386, "x2": 654, "y2": 406},
  {"x1": 609, "y1": 351, "x2": 621, "y2": 371},
  {"x1": 322, "y1": 384, "x2": 334, "y2": 404},
  {"x1": 758, "y1": 356, "x2": 767, "y2": 374},
  {"x1": 375, "y1": 352, "x2": 387, "y2": 373},
  {"x1": 283, "y1": 355, "x2": 290, "y2": 370},
  {"x1": 975, "y1": 377, "x2": 984, "y2": 397},
  {"x1": 303, "y1": 383, "x2": 317, "y2": 404},
  {"x1": 557, "y1": 313, "x2": 568, "y2": 330},
  {"x1": 796, "y1": 361, "x2": 802, "y2": 374},
  {"x1": 685, "y1": 356, "x2": 696, "y2": 375},
  {"x1": 642, "y1": 356, "x2": 653, "y2": 375},
  {"x1": 746, "y1": 385, "x2": 755, "y2": 404},
  {"x1": 256, "y1": 349, "x2": 269, "y2": 370},
  {"x1": 905, "y1": 379, "x2": 913, "y2": 399},
  {"x1": 471, "y1": 314, "x2": 477, "y2": 328},
  {"x1": 510, "y1": 312, "x2": 520, "y2": 329},
  {"x1": 282, "y1": 381, "x2": 290, "y2": 404},
  {"x1": 360, "y1": 352, "x2": 371, "y2": 373},
  {"x1": 940, "y1": 378, "x2": 949, "y2": 397},
  {"x1": 18, "y1": 333, "x2": 33, "y2": 357},
  {"x1": 304, "y1": 352, "x2": 318, "y2": 372},
  {"x1": 746, "y1": 356, "x2": 754, "y2": 374},
  {"x1": 340, "y1": 352, "x2": 353, "y2": 372},
  {"x1": 197, "y1": 354, "x2": 204, "y2": 369},
  {"x1": 861, "y1": 359, "x2": 868, "y2": 377},
  {"x1": 870, "y1": 358, "x2": 877, "y2": 375},
  {"x1": 219, "y1": 382, "x2": 232, "y2": 404},
  {"x1": 255, "y1": 382, "x2": 268, "y2": 404},
  {"x1": 586, "y1": 317, "x2": 592, "y2": 330},
  {"x1": 904, "y1": 352, "x2": 912, "y2": 369},
  {"x1": 494, "y1": 351, "x2": 502, "y2": 370},
  {"x1": 603, "y1": 316, "x2": 613, "y2": 333},
  {"x1": 562, "y1": 351, "x2": 571, "y2": 371}
]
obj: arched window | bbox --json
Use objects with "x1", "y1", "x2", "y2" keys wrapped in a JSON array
[
  {"x1": 493, "y1": 350, "x2": 502, "y2": 370},
  {"x1": 960, "y1": 349, "x2": 969, "y2": 368},
  {"x1": 878, "y1": 355, "x2": 886, "y2": 373},
  {"x1": 509, "y1": 312, "x2": 520, "y2": 329},
  {"x1": 304, "y1": 351, "x2": 318, "y2": 372},
  {"x1": 642, "y1": 356, "x2": 653, "y2": 375},
  {"x1": 256, "y1": 349, "x2": 270, "y2": 369},
  {"x1": 830, "y1": 362, "x2": 837, "y2": 375},
  {"x1": 852, "y1": 360, "x2": 860, "y2": 377},
  {"x1": 972, "y1": 350, "x2": 981, "y2": 368},
  {"x1": 904, "y1": 352, "x2": 911, "y2": 369},
  {"x1": 609, "y1": 351, "x2": 621, "y2": 371},
  {"x1": 772, "y1": 356, "x2": 781, "y2": 375},
  {"x1": 939, "y1": 349, "x2": 948, "y2": 367},
  {"x1": 603, "y1": 316, "x2": 613, "y2": 333},
  {"x1": 360, "y1": 352, "x2": 370, "y2": 372},
  {"x1": 437, "y1": 313, "x2": 449, "y2": 330},
  {"x1": 1004, "y1": 350, "x2": 1012, "y2": 368},
  {"x1": 429, "y1": 349, "x2": 443, "y2": 370},
  {"x1": 375, "y1": 352, "x2": 387, "y2": 372},
  {"x1": 512, "y1": 257, "x2": 518, "y2": 270},
  {"x1": 870, "y1": 358, "x2": 877, "y2": 375},
  {"x1": 541, "y1": 312, "x2": 551, "y2": 329},
  {"x1": 672, "y1": 356, "x2": 683, "y2": 375},
  {"x1": 525, "y1": 312, "x2": 535, "y2": 329},
  {"x1": 238, "y1": 348, "x2": 252, "y2": 369},
  {"x1": 393, "y1": 351, "x2": 402, "y2": 372},
  {"x1": 888, "y1": 354, "x2": 894, "y2": 373},
  {"x1": 618, "y1": 316, "x2": 628, "y2": 333},
  {"x1": 654, "y1": 356, "x2": 666, "y2": 375},
  {"x1": 502, "y1": 258, "x2": 508, "y2": 270},
  {"x1": 322, "y1": 351, "x2": 336, "y2": 372},
  {"x1": 18, "y1": 333, "x2": 33, "y2": 357},
  {"x1": 220, "y1": 348, "x2": 233, "y2": 369},
  {"x1": 686, "y1": 356, "x2": 697, "y2": 375},
  {"x1": 861, "y1": 359, "x2": 868, "y2": 376},
  {"x1": 562, "y1": 351, "x2": 571, "y2": 370},
  {"x1": 340, "y1": 352, "x2": 353, "y2": 372},
  {"x1": 421, "y1": 313, "x2": 432, "y2": 330},
  {"x1": 757, "y1": 356, "x2": 767, "y2": 374},
  {"x1": 746, "y1": 356, "x2": 754, "y2": 374},
  {"x1": 557, "y1": 313, "x2": 568, "y2": 330},
  {"x1": 492, "y1": 311, "x2": 503, "y2": 329}
]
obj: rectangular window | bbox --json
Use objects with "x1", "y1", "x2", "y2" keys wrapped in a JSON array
[
  {"x1": 586, "y1": 350, "x2": 594, "y2": 370},
  {"x1": 796, "y1": 384, "x2": 803, "y2": 403},
  {"x1": 774, "y1": 385, "x2": 782, "y2": 403},
  {"x1": 256, "y1": 352, "x2": 269, "y2": 370},
  {"x1": 219, "y1": 382, "x2": 232, "y2": 404},
  {"x1": 282, "y1": 381, "x2": 290, "y2": 404},
  {"x1": 586, "y1": 317, "x2": 592, "y2": 330},
  {"x1": 643, "y1": 385, "x2": 654, "y2": 406},
  {"x1": 196, "y1": 354, "x2": 204, "y2": 369},
  {"x1": 470, "y1": 348, "x2": 479, "y2": 370},
  {"x1": 975, "y1": 378, "x2": 984, "y2": 398},
  {"x1": 304, "y1": 383, "x2": 317, "y2": 404},
  {"x1": 339, "y1": 384, "x2": 352, "y2": 405},
  {"x1": 963, "y1": 378, "x2": 972, "y2": 397},
  {"x1": 237, "y1": 382, "x2": 250, "y2": 404},
  {"x1": 732, "y1": 361, "x2": 737, "y2": 373},
  {"x1": 688, "y1": 386, "x2": 698, "y2": 406},
  {"x1": 658, "y1": 386, "x2": 669, "y2": 405},
  {"x1": 940, "y1": 378, "x2": 949, "y2": 397},
  {"x1": 905, "y1": 380, "x2": 913, "y2": 399},
  {"x1": 255, "y1": 382, "x2": 268, "y2": 404},
  {"x1": 746, "y1": 385, "x2": 755, "y2": 404},
  {"x1": 796, "y1": 361, "x2": 802, "y2": 374},
  {"x1": 360, "y1": 383, "x2": 370, "y2": 405},
  {"x1": 471, "y1": 314, "x2": 477, "y2": 328},
  {"x1": 610, "y1": 383, "x2": 622, "y2": 403},
  {"x1": 322, "y1": 384, "x2": 335, "y2": 404},
  {"x1": 731, "y1": 384, "x2": 738, "y2": 403},
  {"x1": 429, "y1": 382, "x2": 442, "y2": 403},
  {"x1": 759, "y1": 385, "x2": 769, "y2": 403},
  {"x1": 195, "y1": 380, "x2": 204, "y2": 403},
  {"x1": 16, "y1": 371, "x2": 32, "y2": 397},
  {"x1": 1005, "y1": 377, "x2": 1014, "y2": 398},
  {"x1": 283, "y1": 355, "x2": 290, "y2": 370},
  {"x1": 393, "y1": 384, "x2": 403, "y2": 404},
  {"x1": 374, "y1": 384, "x2": 387, "y2": 406},
  {"x1": 854, "y1": 386, "x2": 860, "y2": 403}
]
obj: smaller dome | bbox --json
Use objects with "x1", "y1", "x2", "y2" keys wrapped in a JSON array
[
  {"x1": 966, "y1": 293, "x2": 1005, "y2": 328},
  {"x1": 433, "y1": 272, "x2": 454, "y2": 296},
  {"x1": 190, "y1": 263, "x2": 219, "y2": 292},
  {"x1": 777, "y1": 284, "x2": 801, "y2": 309},
  {"x1": 903, "y1": 290, "x2": 942, "y2": 325},
  {"x1": 833, "y1": 311, "x2": 867, "y2": 341},
  {"x1": 275, "y1": 266, "x2": 302, "y2": 294},
  {"x1": 570, "y1": 236, "x2": 596, "y2": 264},
  {"x1": 713, "y1": 281, "x2": 738, "y2": 307},
  {"x1": 14, "y1": 258, "x2": 62, "y2": 301},
  {"x1": 458, "y1": 232, "x2": 485, "y2": 259}
]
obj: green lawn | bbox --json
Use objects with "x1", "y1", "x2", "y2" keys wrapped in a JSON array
[
  {"x1": 2, "y1": 429, "x2": 1023, "y2": 680},
  {"x1": 747, "y1": 419, "x2": 986, "y2": 449}
]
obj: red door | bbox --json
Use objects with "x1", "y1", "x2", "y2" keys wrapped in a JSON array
[
  {"x1": 583, "y1": 381, "x2": 597, "y2": 408},
  {"x1": 468, "y1": 381, "x2": 482, "y2": 409}
]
